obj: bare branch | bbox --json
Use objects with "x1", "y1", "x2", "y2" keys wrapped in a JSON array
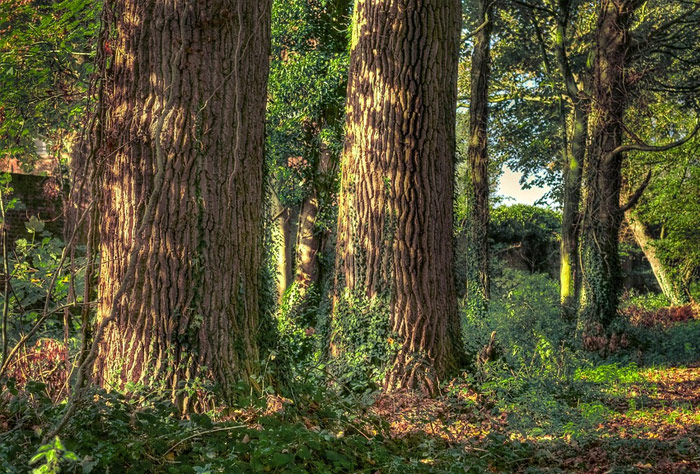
[
  {"x1": 509, "y1": 0, "x2": 556, "y2": 16},
  {"x1": 620, "y1": 170, "x2": 652, "y2": 214},
  {"x1": 468, "y1": 19, "x2": 490, "y2": 39},
  {"x1": 606, "y1": 122, "x2": 700, "y2": 162}
]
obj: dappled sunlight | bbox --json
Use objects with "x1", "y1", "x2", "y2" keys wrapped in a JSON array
[
  {"x1": 360, "y1": 361, "x2": 700, "y2": 471},
  {"x1": 609, "y1": 407, "x2": 700, "y2": 439},
  {"x1": 371, "y1": 383, "x2": 503, "y2": 443}
]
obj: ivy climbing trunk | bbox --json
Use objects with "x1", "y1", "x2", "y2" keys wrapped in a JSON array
[
  {"x1": 578, "y1": 0, "x2": 640, "y2": 351},
  {"x1": 295, "y1": 146, "x2": 335, "y2": 293},
  {"x1": 331, "y1": 0, "x2": 465, "y2": 394},
  {"x1": 94, "y1": 0, "x2": 271, "y2": 406},
  {"x1": 467, "y1": 0, "x2": 494, "y2": 307}
]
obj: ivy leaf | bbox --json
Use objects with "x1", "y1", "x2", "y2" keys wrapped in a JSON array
[{"x1": 25, "y1": 215, "x2": 45, "y2": 234}]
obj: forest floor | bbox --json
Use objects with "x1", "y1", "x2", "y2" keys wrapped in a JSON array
[
  {"x1": 3, "y1": 301, "x2": 700, "y2": 472},
  {"x1": 3, "y1": 361, "x2": 700, "y2": 472},
  {"x1": 372, "y1": 364, "x2": 700, "y2": 473}
]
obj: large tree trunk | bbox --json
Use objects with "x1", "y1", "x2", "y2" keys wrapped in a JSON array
[
  {"x1": 578, "y1": 0, "x2": 640, "y2": 352},
  {"x1": 95, "y1": 0, "x2": 271, "y2": 406},
  {"x1": 331, "y1": 0, "x2": 465, "y2": 394},
  {"x1": 625, "y1": 214, "x2": 689, "y2": 306},
  {"x1": 467, "y1": 0, "x2": 493, "y2": 308}
]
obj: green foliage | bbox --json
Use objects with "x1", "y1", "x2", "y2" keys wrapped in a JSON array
[
  {"x1": 465, "y1": 268, "x2": 570, "y2": 369},
  {"x1": 620, "y1": 290, "x2": 670, "y2": 312},
  {"x1": 267, "y1": 0, "x2": 349, "y2": 208},
  {"x1": 0, "y1": 0, "x2": 99, "y2": 164},
  {"x1": 634, "y1": 321, "x2": 700, "y2": 366},
  {"x1": 2, "y1": 229, "x2": 83, "y2": 343},
  {"x1": 0, "y1": 175, "x2": 85, "y2": 353},
  {"x1": 490, "y1": 204, "x2": 561, "y2": 274},
  {"x1": 328, "y1": 290, "x2": 397, "y2": 392},
  {"x1": 272, "y1": 281, "x2": 324, "y2": 382},
  {"x1": 471, "y1": 3, "x2": 565, "y2": 197},
  {"x1": 463, "y1": 268, "x2": 587, "y2": 436},
  {"x1": 623, "y1": 100, "x2": 700, "y2": 299},
  {"x1": 1, "y1": 380, "x2": 423, "y2": 473},
  {"x1": 575, "y1": 363, "x2": 644, "y2": 386},
  {"x1": 30, "y1": 437, "x2": 78, "y2": 474}
]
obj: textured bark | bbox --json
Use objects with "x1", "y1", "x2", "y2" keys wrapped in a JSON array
[
  {"x1": 625, "y1": 214, "x2": 688, "y2": 306},
  {"x1": 578, "y1": 0, "x2": 640, "y2": 351},
  {"x1": 467, "y1": 0, "x2": 493, "y2": 306},
  {"x1": 554, "y1": 0, "x2": 589, "y2": 320},
  {"x1": 332, "y1": 0, "x2": 465, "y2": 393},
  {"x1": 95, "y1": 0, "x2": 271, "y2": 405}
]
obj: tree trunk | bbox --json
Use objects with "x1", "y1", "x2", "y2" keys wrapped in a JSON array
[
  {"x1": 560, "y1": 104, "x2": 588, "y2": 318},
  {"x1": 295, "y1": 146, "x2": 335, "y2": 294},
  {"x1": 554, "y1": 0, "x2": 589, "y2": 320},
  {"x1": 273, "y1": 194, "x2": 299, "y2": 302},
  {"x1": 95, "y1": 0, "x2": 271, "y2": 406},
  {"x1": 331, "y1": 0, "x2": 465, "y2": 394},
  {"x1": 578, "y1": 0, "x2": 640, "y2": 352},
  {"x1": 296, "y1": 194, "x2": 320, "y2": 289},
  {"x1": 467, "y1": 0, "x2": 493, "y2": 308},
  {"x1": 625, "y1": 214, "x2": 688, "y2": 305}
]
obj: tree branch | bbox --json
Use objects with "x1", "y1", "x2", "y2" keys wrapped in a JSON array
[
  {"x1": 468, "y1": 19, "x2": 490, "y2": 38},
  {"x1": 606, "y1": 122, "x2": 700, "y2": 162},
  {"x1": 509, "y1": 0, "x2": 556, "y2": 16},
  {"x1": 620, "y1": 170, "x2": 652, "y2": 214},
  {"x1": 466, "y1": 1, "x2": 497, "y2": 38}
]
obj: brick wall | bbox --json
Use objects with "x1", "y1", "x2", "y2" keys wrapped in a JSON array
[{"x1": 2, "y1": 173, "x2": 64, "y2": 244}]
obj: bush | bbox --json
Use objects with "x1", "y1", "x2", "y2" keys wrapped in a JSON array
[
  {"x1": 464, "y1": 268, "x2": 572, "y2": 373},
  {"x1": 461, "y1": 269, "x2": 589, "y2": 436},
  {"x1": 489, "y1": 205, "x2": 561, "y2": 276}
]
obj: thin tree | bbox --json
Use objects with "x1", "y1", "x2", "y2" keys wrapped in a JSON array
[
  {"x1": 467, "y1": 0, "x2": 495, "y2": 307},
  {"x1": 553, "y1": 0, "x2": 590, "y2": 320},
  {"x1": 331, "y1": 0, "x2": 465, "y2": 393}
]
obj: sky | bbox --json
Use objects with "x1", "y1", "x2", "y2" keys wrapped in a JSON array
[{"x1": 496, "y1": 167, "x2": 552, "y2": 207}]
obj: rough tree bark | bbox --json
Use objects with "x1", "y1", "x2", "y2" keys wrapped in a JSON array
[
  {"x1": 467, "y1": 0, "x2": 494, "y2": 306},
  {"x1": 578, "y1": 0, "x2": 641, "y2": 351},
  {"x1": 331, "y1": 0, "x2": 465, "y2": 393},
  {"x1": 94, "y1": 0, "x2": 271, "y2": 406}
]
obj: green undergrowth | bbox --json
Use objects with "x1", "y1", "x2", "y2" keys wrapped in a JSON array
[
  {"x1": 3, "y1": 266, "x2": 700, "y2": 473},
  {"x1": 462, "y1": 268, "x2": 700, "y2": 445},
  {"x1": 1, "y1": 381, "x2": 405, "y2": 473}
]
